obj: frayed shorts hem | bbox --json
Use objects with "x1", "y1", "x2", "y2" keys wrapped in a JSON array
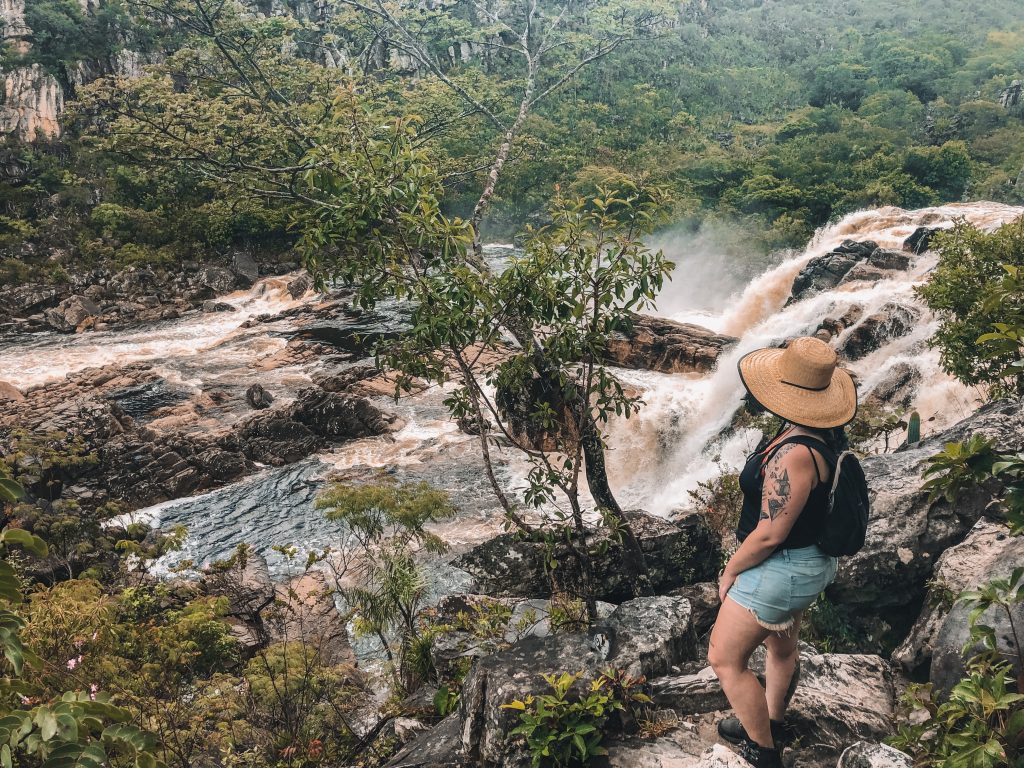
[{"x1": 725, "y1": 545, "x2": 839, "y2": 632}]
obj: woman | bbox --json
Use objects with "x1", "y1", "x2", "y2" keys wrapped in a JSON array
[{"x1": 707, "y1": 336, "x2": 857, "y2": 768}]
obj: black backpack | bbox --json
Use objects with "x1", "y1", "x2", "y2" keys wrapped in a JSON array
[
  {"x1": 761, "y1": 436, "x2": 870, "y2": 557},
  {"x1": 818, "y1": 448, "x2": 871, "y2": 557}
]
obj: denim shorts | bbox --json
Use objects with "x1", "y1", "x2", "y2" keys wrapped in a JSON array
[{"x1": 727, "y1": 545, "x2": 839, "y2": 631}]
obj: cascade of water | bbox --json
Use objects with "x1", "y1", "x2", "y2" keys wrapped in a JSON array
[
  {"x1": 5, "y1": 275, "x2": 313, "y2": 391},
  {"x1": 604, "y1": 202, "x2": 1024, "y2": 516}
]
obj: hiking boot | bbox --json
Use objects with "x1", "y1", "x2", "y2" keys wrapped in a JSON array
[
  {"x1": 717, "y1": 716, "x2": 786, "y2": 747},
  {"x1": 734, "y1": 737, "x2": 783, "y2": 768}
]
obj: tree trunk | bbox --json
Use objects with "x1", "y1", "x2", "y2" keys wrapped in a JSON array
[{"x1": 579, "y1": 410, "x2": 654, "y2": 597}]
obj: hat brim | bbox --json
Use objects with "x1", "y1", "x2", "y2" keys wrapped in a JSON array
[{"x1": 738, "y1": 348, "x2": 858, "y2": 429}]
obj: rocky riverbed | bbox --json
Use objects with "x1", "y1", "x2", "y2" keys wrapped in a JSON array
[{"x1": 3, "y1": 204, "x2": 1024, "y2": 767}]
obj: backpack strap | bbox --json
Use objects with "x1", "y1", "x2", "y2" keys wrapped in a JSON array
[{"x1": 759, "y1": 435, "x2": 837, "y2": 485}]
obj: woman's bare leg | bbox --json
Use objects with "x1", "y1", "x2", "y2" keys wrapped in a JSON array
[
  {"x1": 708, "y1": 596, "x2": 773, "y2": 747},
  {"x1": 763, "y1": 611, "x2": 802, "y2": 722}
]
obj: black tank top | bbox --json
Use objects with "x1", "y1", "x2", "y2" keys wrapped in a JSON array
[{"x1": 736, "y1": 434, "x2": 835, "y2": 550}]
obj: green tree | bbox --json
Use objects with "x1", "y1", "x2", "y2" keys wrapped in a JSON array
[{"x1": 918, "y1": 217, "x2": 1024, "y2": 396}]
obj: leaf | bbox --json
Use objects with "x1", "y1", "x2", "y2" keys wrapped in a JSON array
[{"x1": 0, "y1": 529, "x2": 47, "y2": 558}]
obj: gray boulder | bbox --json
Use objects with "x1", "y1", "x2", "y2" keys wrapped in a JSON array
[
  {"x1": 287, "y1": 273, "x2": 313, "y2": 299},
  {"x1": 903, "y1": 227, "x2": 941, "y2": 254},
  {"x1": 892, "y1": 519, "x2": 1011, "y2": 676},
  {"x1": 867, "y1": 249, "x2": 912, "y2": 271},
  {"x1": 453, "y1": 510, "x2": 720, "y2": 603},
  {"x1": 930, "y1": 527, "x2": 1024, "y2": 700},
  {"x1": 231, "y1": 251, "x2": 260, "y2": 288},
  {"x1": 245, "y1": 383, "x2": 275, "y2": 410},
  {"x1": 44, "y1": 295, "x2": 101, "y2": 332},
  {"x1": 790, "y1": 253, "x2": 861, "y2": 302},
  {"x1": 837, "y1": 742, "x2": 912, "y2": 768},
  {"x1": 459, "y1": 596, "x2": 694, "y2": 767}
]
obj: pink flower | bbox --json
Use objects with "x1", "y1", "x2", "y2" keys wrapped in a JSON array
[
  {"x1": 67, "y1": 658, "x2": 77, "y2": 670},
  {"x1": 89, "y1": 684, "x2": 98, "y2": 701}
]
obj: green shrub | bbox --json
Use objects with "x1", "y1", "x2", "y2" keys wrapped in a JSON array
[{"x1": 503, "y1": 670, "x2": 651, "y2": 767}]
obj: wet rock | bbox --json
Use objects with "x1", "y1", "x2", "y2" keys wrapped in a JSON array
[
  {"x1": 453, "y1": 510, "x2": 719, "y2": 602},
  {"x1": 298, "y1": 305, "x2": 410, "y2": 356},
  {"x1": 903, "y1": 227, "x2": 941, "y2": 254},
  {"x1": 816, "y1": 305, "x2": 865, "y2": 341},
  {"x1": 838, "y1": 742, "x2": 912, "y2": 768},
  {"x1": 290, "y1": 387, "x2": 395, "y2": 438},
  {"x1": 231, "y1": 251, "x2": 260, "y2": 288},
  {"x1": 838, "y1": 303, "x2": 921, "y2": 360},
  {"x1": 193, "y1": 448, "x2": 248, "y2": 482},
  {"x1": 838, "y1": 262, "x2": 890, "y2": 286},
  {"x1": 863, "y1": 363, "x2": 921, "y2": 412},
  {"x1": 929, "y1": 526, "x2": 1024, "y2": 700},
  {"x1": 790, "y1": 253, "x2": 861, "y2": 302},
  {"x1": 202, "y1": 300, "x2": 236, "y2": 313},
  {"x1": 287, "y1": 273, "x2": 313, "y2": 299},
  {"x1": 234, "y1": 411, "x2": 323, "y2": 465},
  {"x1": 829, "y1": 399, "x2": 1024, "y2": 614},
  {"x1": 0, "y1": 381, "x2": 24, "y2": 402},
  {"x1": 603, "y1": 313, "x2": 738, "y2": 374},
  {"x1": 458, "y1": 596, "x2": 694, "y2": 766},
  {"x1": 245, "y1": 383, "x2": 275, "y2": 410},
  {"x1": 835, "y1": 239, "x2": 880, "y2": 257},
  {"x1": 867, "y1": 249, "x2": 912, "y2": 271},
  {"x1": 43, "y1": 295, "x2": 101, "y2": 332}
]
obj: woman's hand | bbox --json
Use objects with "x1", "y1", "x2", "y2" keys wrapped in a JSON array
[{"x1": 718, "y1": 569, "x2": 737, "y2": 603}]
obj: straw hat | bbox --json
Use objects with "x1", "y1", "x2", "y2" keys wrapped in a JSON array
[{"x1": 738, "y1": 336, "x2": 857, "y2": 429}]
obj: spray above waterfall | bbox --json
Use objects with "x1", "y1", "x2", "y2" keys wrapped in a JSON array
[{"x1": 604, "y1": 202, "x2": 1024, "y2": 516}]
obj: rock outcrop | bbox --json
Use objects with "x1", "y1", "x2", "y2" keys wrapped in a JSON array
[
  {"x1": 0, "y1": 362, "x2": 398, "y2": 511},
  {"x1": 0, "y1": 261, "x2": 301, "y2": 333},
  {"x1": 892, "y1": 518, "x2": 1011, "y2": 677},
  {"x1": 603, "y1": 313, "x2": 738, "y2": 374},
  {"x1": 829, "y1": 399, "x2": 1024, "y2": 616},
  {"x1": 837, "y1": 303, "x2": 921, "y2": 360},
  {"x1": 928, "y1": 523, "x2": 1024, "y2": 699},
  {"x1": 789, "y1": 240, "x2": 914, "y2": 303},
  {"x1": 453, "y1": 511, "x2": 720, "y2": 602},
  {"x1": 460, "y1": 596, "x2": 695, "y2": 767}
]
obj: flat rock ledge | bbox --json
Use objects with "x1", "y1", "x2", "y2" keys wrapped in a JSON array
[{"x1": 603, "y1": 312, "x2": 738, "y2": 374}]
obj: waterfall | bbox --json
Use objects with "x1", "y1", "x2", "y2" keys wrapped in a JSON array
[{"x1": 603, "y1": 202, "x2": 1024, "y2": 516}]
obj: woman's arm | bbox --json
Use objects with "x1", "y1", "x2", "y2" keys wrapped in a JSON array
[{"x1": 719, "y1": 443, "x2": 816, "y2": 601}]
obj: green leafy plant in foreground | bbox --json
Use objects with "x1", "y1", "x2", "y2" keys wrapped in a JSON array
[
  {"x1": 502, "y1": 670, "x2": 651, "y2": 767},
  {"x1": 889, "y1": 570, "x2": 1024, "y2": 768},
  {"x1": 0, "y1": 471, "x2": 166, "y2": 768}
]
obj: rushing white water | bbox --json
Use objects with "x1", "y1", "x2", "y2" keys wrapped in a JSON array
[
  {"x1": 603, "y1": 202, "x2": 1024, "y2": 515},
  {"x1": 6, "y1": 276, "x2": 314, "y2": 392}
]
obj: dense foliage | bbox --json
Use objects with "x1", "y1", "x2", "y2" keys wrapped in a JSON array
[
  {"x1": 1, "y1": 0, "x2": 1023, "y2": 284},
  {"x1": 919, "y1": 217, "x2": 1024, "y2": 397}
]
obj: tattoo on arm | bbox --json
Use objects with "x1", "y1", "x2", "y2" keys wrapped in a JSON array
[{"x1": 760, "y1": 445, "x2": 795, "y2": 521}]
